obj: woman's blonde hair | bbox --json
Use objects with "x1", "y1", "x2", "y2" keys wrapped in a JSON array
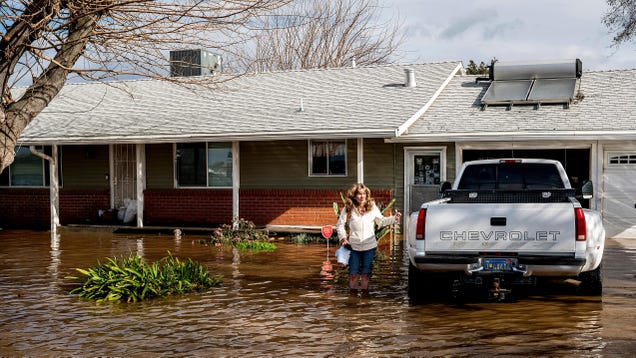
[{"x1": 344, "y1": 183, "x2": 375, "y2": 215}]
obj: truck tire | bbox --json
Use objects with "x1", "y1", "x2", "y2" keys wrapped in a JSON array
[
  {"x1": 578, "y1": 264, "x2": 602, "y2": 295},
  {"x1": 407, "y1": 261, "x2": 426, "y2": 299}
]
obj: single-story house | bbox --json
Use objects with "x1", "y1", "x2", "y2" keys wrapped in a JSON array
[{"x1": 2, "y1": 52, "x2": 636, "y2": 238}]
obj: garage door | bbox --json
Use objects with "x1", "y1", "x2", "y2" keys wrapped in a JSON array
[{"x1": 603, "y1": 152, "x2": 636, "y2": 238}]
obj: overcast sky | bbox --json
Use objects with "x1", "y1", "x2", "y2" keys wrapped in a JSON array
[{"x1": 381, "y1": 0, "x2": 636, "y2": 70}]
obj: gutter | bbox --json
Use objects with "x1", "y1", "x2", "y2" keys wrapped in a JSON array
[
  {"x1": 17, "y1": 128, "x2": 398, "y2": 146},
  {"x1": 394, "y1": 62, "x2": 464, "y2": 138},
  {"x1": 386, "y1": 130, "x2": 636, "y2": 143}
]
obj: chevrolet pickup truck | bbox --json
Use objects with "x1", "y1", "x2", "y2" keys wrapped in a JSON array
[{"x1": 406, "y1": 159, "x2": 605, "y2": 299}]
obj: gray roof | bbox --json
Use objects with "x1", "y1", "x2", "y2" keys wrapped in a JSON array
[
  {"x1": 18, "y1": 62, "x2": 462, "y2": 145},
  {"x1": 397, "y1": 69, "x2": 636, "y2": 142}
]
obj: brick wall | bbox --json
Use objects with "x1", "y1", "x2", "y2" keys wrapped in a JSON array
[
  {"x1": 0, "y1": 188, "x2": 50, "y2": 228},
  {"x1": 0, "y1": 187, "x2": 393, "y2": 229},
  {"x1": 143, "y1": 188, "x2": 392, "y2": 227},
  {"x1": 60, "y1": 189, "x2": 110, "y2": 224},
  {"x1": 0, "y1": 188, "x2": 109, "y2": 228},
  {"x1": 143, "y1": 189, "x2": 233, "y2": 226}
]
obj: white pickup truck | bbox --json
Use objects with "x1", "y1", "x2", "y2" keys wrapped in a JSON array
[{"x1": 407, "y1": 158, "x2": 605, "y2": 299}]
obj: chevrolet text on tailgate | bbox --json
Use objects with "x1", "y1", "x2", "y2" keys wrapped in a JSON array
[{"x1": 407, "y1": 159, "x2": 605, "y2": 300}]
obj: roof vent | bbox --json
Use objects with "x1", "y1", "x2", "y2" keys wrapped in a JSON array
[
  {"x1": 404, "y1": 69, "x2": 416, "y2": 88},
  {"x1": 481, "y1": 59, "x2": 581, "y2": 108},
  {"x1": 169, "y1": 49, "x2": 222, "y2": 77}
]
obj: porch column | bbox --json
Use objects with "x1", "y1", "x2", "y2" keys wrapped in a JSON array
[
  {"x1": 136, "y1": 144, "x2": 146, "y2": 228},
  {"x1": 357, "y1": 138, "x2": 364, "y2": 183},
  {"x1": 232, "y1": 141, "x2": 240, "y2": 220},
  {"x1": 30, "y1": 145, "x2": 59, "y2": 233}
]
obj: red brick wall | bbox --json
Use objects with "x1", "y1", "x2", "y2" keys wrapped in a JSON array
[
  {"x1": 0, "y1": 188, "x2": 109, "y2": 228},
  {"x1": 143, "y1": 188, "x2": 392, "y2": 227},
  {"x1": 0, "y1": 188, "x2": 50, "y2": 228},
  {"x1": 59, "y1": 189, "x2": 110, "y2": 224},
  {"x1": 143, "y1": 189, "x2": 233, "y2": 226},
  {"x1": 0, "y1": 187, "x2": 393, "y2": 228},
  {"x1": 239, "y1": 188, "x2": 393, "y2": 227}
]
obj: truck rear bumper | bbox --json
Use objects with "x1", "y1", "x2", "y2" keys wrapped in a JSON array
[{"x1": 412, "y1": 254, "x2": 586, "y2": 276}]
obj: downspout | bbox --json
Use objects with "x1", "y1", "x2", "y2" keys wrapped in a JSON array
[
  {"x1": 395, "y1": 62, "x2": 463, "y2": 137},
  {"x1": 30, "y1": 145, "x2": 59, "y2": 233}
]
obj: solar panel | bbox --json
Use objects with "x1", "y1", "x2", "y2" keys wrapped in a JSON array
[
  {"x1": 480, "y1": 59, "x2": 581, "y2": 108},
  {"x1": 481, "y1": 80, "x2": 533, "y2": 104},
  {"x1": 527, "y1": 78, "x2": 577, "y2": 103}
]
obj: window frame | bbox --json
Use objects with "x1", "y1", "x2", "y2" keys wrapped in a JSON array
[
  {"x1": 174, "y1": 142, "x2": 233, "y2": 188},
  {"x1": 308, "y1": 139, "x2": 348, "y2": 177},
  {"x1": 0, "y1": 146, "x2": 51, "y2": 187}
]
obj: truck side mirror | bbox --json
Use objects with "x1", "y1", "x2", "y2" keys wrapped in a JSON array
[
  {"x1": 440, "y1": 181, "x2": 452, "y2": 193},
  {"x1": 581, "y1": 180, "x2": 593, "y2": 200}
]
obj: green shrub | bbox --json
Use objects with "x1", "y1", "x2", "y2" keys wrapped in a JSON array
[
  {"x1": 202, "y1": 218, "x2": 276, "y2": 252},
  {"x1": 67, "y1": 252, "x2": 222, "y2": 303}
]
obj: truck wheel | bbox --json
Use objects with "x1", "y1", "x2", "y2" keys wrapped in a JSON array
[
  {"x1": 407, "y1": 261, "x2": 426, "y2": 299},
  {"x1": 578, "y1": 264, "x2": 602, "y2": 295}
]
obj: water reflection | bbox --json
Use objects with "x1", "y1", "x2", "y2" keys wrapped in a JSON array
[{"x1": 0, "y1": 229, "x2": 634, "y2": 356}]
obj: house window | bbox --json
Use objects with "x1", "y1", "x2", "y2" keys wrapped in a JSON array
[
  {"x1": 310, "y1": 140, "x2": 346, "y2": 176},
  {"x1": 0, "y1": 146, "x2": 49, "y2": 187},
  {"x1": 176, "y1": 142, "x2": 233, "y2": 187}
]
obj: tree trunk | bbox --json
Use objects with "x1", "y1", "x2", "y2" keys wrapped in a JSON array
[{"x1": 0, "y1": 6, "x2": 101, "y2": 173}]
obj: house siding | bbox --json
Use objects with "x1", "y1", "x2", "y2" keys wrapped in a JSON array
[
  {"x1": 146, "y1": 143, "x2": 174, "y2": 189},
  {"x1": 61, "y1": 145, "x2": 110, "y2": 189}
]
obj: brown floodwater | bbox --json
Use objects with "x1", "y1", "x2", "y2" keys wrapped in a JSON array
[{"x1": 0, "y1": 228, "x2": 634, "y2": 357}]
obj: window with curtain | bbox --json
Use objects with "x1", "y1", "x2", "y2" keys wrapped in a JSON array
[
  {"x1": 310, "y1": 140, "x2": 346, "y2": 176},
  {"x1": 0, "y1": 146, "x2": 49, "y2": 186}
]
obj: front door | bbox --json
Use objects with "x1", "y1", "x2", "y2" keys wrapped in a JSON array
[
  {"x1": 112, "y1": 144, "x2": 137, "y2": 212},
  {"x1": 404, "y1": 147, "x2": 446, "y2": 215}
]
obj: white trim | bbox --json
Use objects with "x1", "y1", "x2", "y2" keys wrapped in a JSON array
[
  {"x1": 232, "y1": 141, "x2": 240, "y2": 220},
  {"x1": 403, "y1": 146, "x2": 447, "y2": 216},
  {"x1": 357, "y1": 138, "x2": 364, "y2": 183},
  {"x1": 395, "y1": 62, "x2": 463, "y2": 137},
  {"x1": 388, "y1": 131, "x2": 636, "y2": 143},
  {"x1": 136, "y1": 144, "x2": 145, "y2": 228},
  {"x1": 307, "y1": 139, "x2": 348, "y2": 177},
  {"x1": 109, "y1": 145, "x2": 115, "y2": 208}
]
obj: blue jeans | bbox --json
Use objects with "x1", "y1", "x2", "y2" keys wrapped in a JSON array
[{"x1": 349, "y1": 248, "x2": 376, "y2": 275}]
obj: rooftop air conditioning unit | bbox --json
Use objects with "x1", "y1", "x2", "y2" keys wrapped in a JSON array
[{"x1": 169, "y1": 49, "x2": 222, "y2": 77}]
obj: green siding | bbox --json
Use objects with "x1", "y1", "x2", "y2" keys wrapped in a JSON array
[
  {"x1": 146, "y1": 144, "x2": 174, "y2": 189},
  {"x1": 61, "y1": 145, "x2": 110, "y2": 189},
  {"x1": 240, "y1": 140, "x2": 358, "y2": 189}
]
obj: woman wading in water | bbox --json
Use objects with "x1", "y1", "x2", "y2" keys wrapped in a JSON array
[{"x1": 336, "y1": 183, "x2": 400, "y2": 294}]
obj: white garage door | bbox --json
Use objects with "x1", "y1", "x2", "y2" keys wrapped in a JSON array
[{"x1": 603, "y1": 152, "x2": 636, "y2": 238}]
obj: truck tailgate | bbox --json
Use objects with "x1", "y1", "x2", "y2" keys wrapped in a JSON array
[{"x1": 425, "y1": 203, "x2": 576, "y2": 254}]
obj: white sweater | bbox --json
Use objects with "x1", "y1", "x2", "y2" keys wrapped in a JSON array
[{"x1": 336, "y1": 203, "x2": 396, "y2": 251}]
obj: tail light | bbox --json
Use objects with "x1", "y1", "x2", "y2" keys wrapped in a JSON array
[
  {"x1": 415, "y1": 208, "x2": 426, "y2": 240},
  {"x1": 575, "y1": 207, "x2": 586, "y2": 241}
]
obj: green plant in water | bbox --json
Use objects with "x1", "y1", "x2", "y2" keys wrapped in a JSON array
[
  {"x1": 333, "y1": 192, "x2": 396, "y2": 241},
  {"x1": 66, "y1": 252, "x2": 222, "y2": 303},
  {"x1": 202, "y1": 218, "x2": 276, "y2": 252},
  {"x1": 235, "y1": 241, "x2": 277, "y2": 251}
]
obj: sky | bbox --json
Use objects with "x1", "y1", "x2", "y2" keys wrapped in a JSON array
[{"x1": 381, "y1": 0, "x2": 636, "y2": 71}]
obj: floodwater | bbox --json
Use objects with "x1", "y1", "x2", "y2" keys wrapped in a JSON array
[{"x1": 0, "y1": 228, "x2": 634, "y2": 357}]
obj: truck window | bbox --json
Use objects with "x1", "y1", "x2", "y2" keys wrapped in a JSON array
[{"x1": 458, "y1": 163, "x2": 565, "y2": 190}]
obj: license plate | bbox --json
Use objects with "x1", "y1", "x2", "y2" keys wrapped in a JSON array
[{"x1": 484, "y1": 258, "x2": 515, "y2": 272}]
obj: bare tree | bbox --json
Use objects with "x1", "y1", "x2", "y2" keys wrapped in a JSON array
[
  {"x1": 236, "y1": 0, "x2": 404, "y2": 72},
  {"x1": 0, "y1": 0, "x2": 291, "y2": 172},
  {"x1": 603, "y1": 0, "x2": 636, "y2": 46}
]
